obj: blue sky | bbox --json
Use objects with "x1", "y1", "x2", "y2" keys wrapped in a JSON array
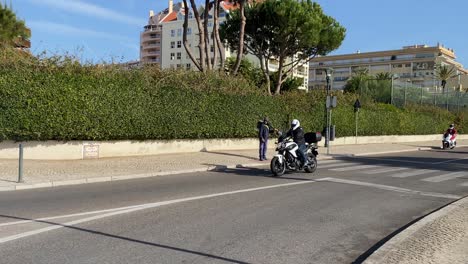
[{"x1": 11, "y1": 0, "x2": 468, "y2": 66}]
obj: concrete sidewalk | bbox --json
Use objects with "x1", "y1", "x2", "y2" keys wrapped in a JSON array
[
  {"x1": 0, "y1": 139, "x2": 467, "y2": 263},
  {"x1": 0, "y1": 139, "x2": 466, "y2": 191}
]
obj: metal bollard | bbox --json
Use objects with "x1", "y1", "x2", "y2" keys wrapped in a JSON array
[{"x1": 18, "y1": 143, "x2": 24, "y2": 183}]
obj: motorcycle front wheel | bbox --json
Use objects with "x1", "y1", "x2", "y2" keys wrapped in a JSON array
[{"x1": 271, "y1": 157, "x2": 286, "y2": 176}]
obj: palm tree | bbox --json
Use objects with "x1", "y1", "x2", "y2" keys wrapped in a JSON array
[
  {"x1": 0, "y1": 3, "x2": 30, "y2": 47},
  {"x1": 375, "y1": 72, "x2": 392, "y2": 80},
  {"x1": 435, "y1": 65, "x2": 458, "y2": 93}
]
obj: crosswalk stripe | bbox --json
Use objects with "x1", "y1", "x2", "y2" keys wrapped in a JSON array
[
  {"x1": 318, "y1": 159, "x2": 342, "y2": 165},
  {"x1": 363, "y1": 167, "x2": 408, "y2": 174},
  {"x1": 390, "y1": 169, "x2": 439, "y2": 178},
  {"x1": 319, "y1": 162, "x2": 359, "y2": 169},
  {"x1": 422, "y1": 172, "x2": 468, "y2": 183},
  {"x1": 331, "y1": 165, "x2": 380, "y2": 172}
]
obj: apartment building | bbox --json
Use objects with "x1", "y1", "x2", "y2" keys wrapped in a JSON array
[
  {"x1": 309, "y1": 44, "x2": 468, "y2": 91},
  {"x1": 140, "y1": 0, "x2": 309, "y2": 90}
]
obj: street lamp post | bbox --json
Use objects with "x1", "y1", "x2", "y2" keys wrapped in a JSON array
[{"x1": 324, "y1": 68, "x2": 333, "y2": 153}]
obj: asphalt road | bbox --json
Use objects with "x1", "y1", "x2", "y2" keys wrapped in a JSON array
[{"x1": 1, "y1": 147, "x2": 467, "y2": 264}]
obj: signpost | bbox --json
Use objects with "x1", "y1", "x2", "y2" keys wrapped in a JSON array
[{"x1": 353, "y1": 99, "x2": 361, "y2": 144}]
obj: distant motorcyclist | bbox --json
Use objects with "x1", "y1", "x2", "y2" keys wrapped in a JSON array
[
  {"x1": 445, "y1": 124, "x2": 457, "y2": 145},
  {"x1": 286, "y1": 119, "x2": 308, "y2": 167}
]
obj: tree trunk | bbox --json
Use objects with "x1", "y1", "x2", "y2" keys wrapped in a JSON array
[
  {"x1": 182, "y1": 0, "x2": 202, "y2": 71},
  {"x1": 214, "y1": 0, "x2": 225, "y2": 71},
  {"x1": 232, "y1": 0, "x2": 246, "y2": 75},
  {"x1": 203, "y1": 0, "x2": 212, "y2": 70},
  {"x1": 259, "y1": 55, "x2": 271, "y2": 95},
  {"x1": 274, "y1": 57, "x2": 285, "y2": 95},
  {"x1": 211, "y1": 0, "x2": 219, "y2": 70},
  {"x1": 189, "y1": 0, "x2": 206, "y2": 72}
]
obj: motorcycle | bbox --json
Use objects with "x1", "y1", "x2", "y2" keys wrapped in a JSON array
[
  {"x1": 270, "y1": 132, "x2": 322, "y2": 176},
  {"x1": 442, "y1": 133, "x2": 456, "y2": 149}
]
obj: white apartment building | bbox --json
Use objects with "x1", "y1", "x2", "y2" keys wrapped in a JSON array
[
  {"x1": 309, "y1": 44, "x2": 468, "y2": 91},
  {"x1": 140, "y1": 0, "x2": 309, "y2": 90}
]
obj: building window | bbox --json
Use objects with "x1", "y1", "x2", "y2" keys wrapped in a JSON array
[
  {"x1": 171, "y1": 41, "x2": 175, "y2": 49},
  {"x1": 187, "y1": 28, "x2": 192, "y2": 35},
  {"x1": 171, "y1": 30, "x2": 175, "y2": 37},
  {"x1": 177, "y1": 28, "x2": 182, "y2": 37},
  {"x1": 188, "y1": 13, "x2": 193, "y2": 19},
  {"x1": 170, "y1": 53, "x2": 175, "y2": 60},
  {"x1": 208, "y1": 22, "x2": 213, "y2": 27},
  {"x1": 176, "y1": 64, "x2": 182, "y2": 69},
  {"x1": 177, "y1": 41, "x2": 182, "y2": 48},
  {"x1": 186, "y1": 63, "x2": 191, "y2": 70},
  {"x1": 177, "y1": 52, "x2": 181, "y2": 60}
]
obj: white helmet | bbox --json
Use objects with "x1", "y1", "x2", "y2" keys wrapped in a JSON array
[{"x1": 291, "y1": 119, "x2": 300, "y2": 131}]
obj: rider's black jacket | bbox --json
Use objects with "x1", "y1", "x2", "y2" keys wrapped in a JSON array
[{"x1": 286, "y1": 127, "x2": 305, "y2": 146}]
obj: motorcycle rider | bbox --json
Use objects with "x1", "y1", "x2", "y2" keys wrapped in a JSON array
[
  {"x1": 286, "y1": 119, "x2": 309, "y2": 168},
  {"x1": 445, "y1": 124, "x2": 457, "y2": 147}
]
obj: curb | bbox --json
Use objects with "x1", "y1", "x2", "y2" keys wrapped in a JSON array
[{"x1": 362, "y1": 196, "x2": 468, "y2": 264}]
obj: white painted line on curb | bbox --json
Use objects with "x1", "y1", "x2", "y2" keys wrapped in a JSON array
[
  {"x1": 0, "y1": 180, "x2": 316, "y2": 244},
  {"x1": 52, "y1": 179, "x2": 87, "y2": 187},
  {"x1": 15, "y1": 182, "x2": 53, "y2": 190},
  {"x1": 422, "y1": 172, "x2": 468, "y2": 183},
  {"x1": 317, "y1": 177, "x2": 461, "y2": 200}
]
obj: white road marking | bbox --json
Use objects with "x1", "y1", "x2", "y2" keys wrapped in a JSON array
[
  {"x1": 319, "y1": 162, "x2": 359, "y2": 169},
  {"x1": 318, "y1": 159, "x2": 341, "y2": 165},
  {"x1": 0, "y1": 180, "x2": 315, "y2": 244},
  {"x1": 330, "y1": 165, "x2": 380, "y2": 172},
  {"x1": 317, "y1": 177, "x2": 461, "y2": 200},
  {"x1": 422, "y1": 172, "x2": 468, "y2": 183},
  {"x1": 0, "y1": 205, "x2": 145, "y2": 227},
  {"x1": 390, "y1": 169, "x2": 439, "y2": 178},
  {"x1": 363, "y1": 167, "x2": 408, "y2": 174},
  {"x1": 434, "y1": 156, "x2": 468, "y2": 164}
]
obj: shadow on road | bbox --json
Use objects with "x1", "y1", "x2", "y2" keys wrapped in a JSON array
[{"x1": 0, "y1": 214, "x2": 252, "y2": 264}]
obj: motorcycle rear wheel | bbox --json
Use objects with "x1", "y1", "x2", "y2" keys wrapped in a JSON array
[
  {"x1": 304, "y1": 156, "x2": 317, "y2": 173},
  {"x1": 271, "y1": 157, "x2": 286, "y2": 176}
]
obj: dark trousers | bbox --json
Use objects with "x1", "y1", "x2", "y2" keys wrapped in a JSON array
[{"x1": 259, "y1": 139, "x2": 268, "y2": 160}]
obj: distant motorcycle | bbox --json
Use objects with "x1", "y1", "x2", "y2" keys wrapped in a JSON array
[
  {"x1": 442, "y1": 133, "x2": 456, "y2": 149},
  {"x1": 270, "y1": 132, "x2": 322, "y2": 176}
]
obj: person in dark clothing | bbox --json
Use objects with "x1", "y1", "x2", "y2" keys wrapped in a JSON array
[
  {"x1": 286, "y1": 119, "x2": 308, "y2": 167},
  {"x1": 258, "y1": 117, "x2": 273, "y2": 161}
]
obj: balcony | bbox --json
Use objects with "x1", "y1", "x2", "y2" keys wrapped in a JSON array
[
  {"x1": 142, "y1": 51, "x2": 161, "y2": 57},
  {"x1": 142, "y1": 43, "x2": 161, "y2": 50},
  {"x1": 141, "y1": 34, "x2": 161, "y2": 42}
]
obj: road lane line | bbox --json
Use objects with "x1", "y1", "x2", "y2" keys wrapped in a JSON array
[
  {"x1": 363, "y1": 167, "x2": 408, "y2": 174},
  {"x1": 316, "y1": 177, "x2": 461, "y2": 200},
  {"x1": 390, "y1": 169, "x2": 439, "y2": 178},
  {"x1": 0, "y1": 180, "x2": 316, "y2": 244},
  {"x1": 422, "y1": 172, "x2": 468, "y2": 183},
  {"x1": 330, "y1": 165, "x2": 380, "y2": 172}
]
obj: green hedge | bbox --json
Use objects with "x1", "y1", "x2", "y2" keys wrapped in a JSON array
[{"x1": 0, "y1": 52, "x2": 465, "y2": 141}]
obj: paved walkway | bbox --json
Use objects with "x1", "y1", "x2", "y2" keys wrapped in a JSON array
[{"x1": 0, "y1": 139, "x2": 467, "y2": 263}]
